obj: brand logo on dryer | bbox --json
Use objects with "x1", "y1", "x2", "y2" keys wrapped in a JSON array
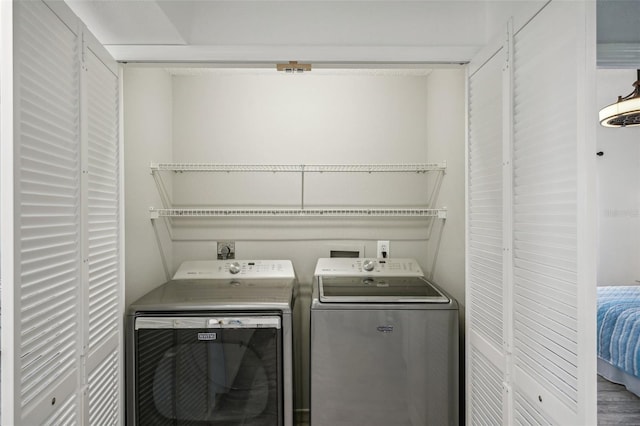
[
  {"x1": 376, "y1": 325, "x2": 394, "y2": 333},
  {"x1": 198, "y1": 332, "x2": 217, "y2": 341}
]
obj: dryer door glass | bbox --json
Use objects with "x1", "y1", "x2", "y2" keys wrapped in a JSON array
[{"x1": 134, "y1": 316, "x2": 282, "y2": 426}]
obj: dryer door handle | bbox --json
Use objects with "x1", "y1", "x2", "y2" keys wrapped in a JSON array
[
  {"x1": 135, "y1": 316, "x2": 281, "y2": 329},
  {"x1": 207, "y1": 316, "x2": 281, "y2": 329}
]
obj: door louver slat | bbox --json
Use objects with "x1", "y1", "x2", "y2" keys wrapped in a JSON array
[{"x1": 88, "y1": 350, "x2": 119, "y2": 425}]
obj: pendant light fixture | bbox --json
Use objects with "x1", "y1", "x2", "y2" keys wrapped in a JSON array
[{"x1": 599, "y1": 70, "x2": 640, "y2": 127}]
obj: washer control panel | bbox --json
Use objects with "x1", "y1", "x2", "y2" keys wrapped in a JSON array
[
  {"x1": 314, "y1": 258, "x2": 424, "y2": 277},
  {"x1": 173, "y1": 260, "x2": 296, "y2": 279}
]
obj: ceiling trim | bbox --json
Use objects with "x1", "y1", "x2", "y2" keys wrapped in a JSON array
[
  {"x1": 107, "y1": 44, "x2": 478, "y2": 65},
  {"x1": 162, "y1": 67, "x2": 437, "y2": 77},
  {"x1": 598, "y1": 43, "x2": 640, "y2": 69}
]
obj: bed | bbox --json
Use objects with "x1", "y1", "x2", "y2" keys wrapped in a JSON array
[{"x1": 597, "y1": 285, "x2": 640, "y2": 396}]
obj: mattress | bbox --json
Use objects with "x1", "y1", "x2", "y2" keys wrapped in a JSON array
[{"x1": 597, "y1": 286, "x2": 640, "y2": 389}]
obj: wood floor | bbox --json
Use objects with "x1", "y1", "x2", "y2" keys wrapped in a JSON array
[{"x1": 598, "y1": 375, "x2": 640, "y2": 425}]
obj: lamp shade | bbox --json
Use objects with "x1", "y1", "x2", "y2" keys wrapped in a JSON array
[{"x1": 599, "y1": 70, "x2": 640, "y2": 128}]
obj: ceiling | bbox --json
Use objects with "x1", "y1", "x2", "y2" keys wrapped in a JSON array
[
  {"x1": 63, "y1": 0, "x2": 489, "y2": 64},
  {"x1": 597, "y1": 0, "x2": 640, "y2": 44},
  {"x1": 597, "y1": 0, "x2": 640, "y2": 67},
  {"x1": 64, "y1": 0, "x2": 640, "y2": 67}
]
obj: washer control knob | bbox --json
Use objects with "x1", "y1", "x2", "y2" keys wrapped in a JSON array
[
  {"x1": 229, "y1": 262, "x2": 241, "y2": 274},
  {"x1": 363, "y1": 259, "x2": 376, "y2": 272}
]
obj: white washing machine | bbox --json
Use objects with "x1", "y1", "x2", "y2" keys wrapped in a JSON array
[
  {"x1": 126, "y1": 260, "x2": 296, "y2": 426},
  {"x1": 310, "y1": 258, "x2": 459, "y2": 426}
]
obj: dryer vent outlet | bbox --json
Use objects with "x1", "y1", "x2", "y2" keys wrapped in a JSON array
[{"x1": 217, "y1": 241, "x2": 235, "y2": 260}]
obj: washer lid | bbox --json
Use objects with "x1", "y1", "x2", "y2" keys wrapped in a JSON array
[{"x1": 319, "y1": 276, "x2": 449, "y2": 303}]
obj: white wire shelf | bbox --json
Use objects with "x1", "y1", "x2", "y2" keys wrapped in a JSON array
[
  {"x1": 150, "y1": 162, "x2": 446, "y2": 173},
  {"x1": 150, "y1": 207, "x2": 447, "y2": 219}
]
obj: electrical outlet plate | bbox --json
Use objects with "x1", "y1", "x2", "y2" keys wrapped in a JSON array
[
  {"x1": 377, "y1": 240, "x2": 390, "y2": 258},
  {"x1": 217, "y1": 241, "x2": 235, "y2": 259}
]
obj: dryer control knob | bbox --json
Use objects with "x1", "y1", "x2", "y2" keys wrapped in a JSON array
[
  {"x1": 229, "y1": 262, "x2": 241, "y2": 274},
  {"x1": 363, "y1": 259, "x2": 376, "y2": 271}
]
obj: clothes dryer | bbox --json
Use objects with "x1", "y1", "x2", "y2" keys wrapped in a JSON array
[
  {"x1": 126, "y1": 260, "x2": 295, "y2": 426},
  {"x1": 310, "y1": 258, "x2": 458, "y2": 426}
]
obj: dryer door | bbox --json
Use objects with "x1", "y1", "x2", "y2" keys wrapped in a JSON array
[{"x1": 133, "y1": 315, "x2": 282, "y2": 426}]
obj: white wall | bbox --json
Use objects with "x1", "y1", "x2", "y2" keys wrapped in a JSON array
[
  {"x1": 597, "y1": 68, "x2": 640, "y2": 285},
  {"x1": 171, "y1": 71, "x2": 430, "y2": 163},
  {"x1": 425, "y1": 69, "x2": 466, "y2": 419},
  {"x1": 425, "y1": 69, "x2": 467, "y2": 307},
  {"x1": 123, "y1": 67, "x2": 466, "y2": 413},
  {"x1": 168, "y1": 70, "x2": 445, "y2": 276},
  {"x1": 123, "y1": 68, "x2": 174, "y2": 306}
]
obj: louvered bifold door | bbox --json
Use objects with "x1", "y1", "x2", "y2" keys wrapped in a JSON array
[
  {"x1": 12, "y1": 1, "x2": 82, "y2": 424},
  {"x1": 511, "y1": 1, "x2": 596, "y2": 424},
  {"x1": 467, "y1": 2, "x2": 596, "y2": 424},
  {"x1": 83, "y1": 37, "x2": 121, "y2": 425},
  {"x1": 467, "y1": 43, "x2": 508, "y2": 425},
  {"x1": 5, "y1": 1, "x2": 122, "y2": 424}
]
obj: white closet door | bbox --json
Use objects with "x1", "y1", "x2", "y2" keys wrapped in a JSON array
[
  {"x1": 3, "y1": 1, "x2": 122, "y2": 424},
  {"x1": 467, "y1": 44, "x2": 507, "y2": 425},
  {"x1": 11, "y1": 1, "x2": 82, "y2": 423},
  {"x1": 511, "y1": 2, "x2": 595, "y2": 424},
  {"x1": 84, "y1": 41, "x2": 121, "y2": 425},
  {"x1": 466, "y1": 1, "x2": 596, "y2": 424}
]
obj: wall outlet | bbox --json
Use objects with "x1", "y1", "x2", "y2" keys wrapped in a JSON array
[
  {"x1": 377, "y1": 240, "x2": 390, "y2": 259},
  {"x1": 217, "y1": 241, "x2": 235, "y2": 259}
]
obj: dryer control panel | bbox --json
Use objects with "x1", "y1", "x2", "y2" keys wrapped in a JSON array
[
  {"x1": 314, "y1": 258, "x2": 424, "y2": 277},
  {"x1": 173, "y1": 260, "x2": 296, "y2": 279}
]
